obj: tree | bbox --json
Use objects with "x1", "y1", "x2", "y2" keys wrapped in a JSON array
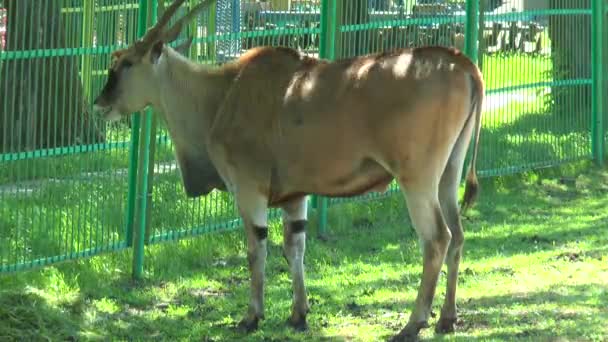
[{"x1": 0, "y1": 0, "x2": 103, "y2": 153}]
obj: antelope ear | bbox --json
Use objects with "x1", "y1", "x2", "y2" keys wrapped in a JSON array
[
  {"x1": 150, "y1": 40, "x2": 164, "y2": 64},
  {"x1": 174, "y1": 37, "x2": 194, "y2": 57}
]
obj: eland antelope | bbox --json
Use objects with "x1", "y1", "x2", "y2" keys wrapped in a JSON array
[{"x1": 93, "y1": 0, "x2": 485, "y2": 340}]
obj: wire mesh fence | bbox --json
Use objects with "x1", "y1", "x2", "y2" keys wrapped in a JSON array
[
  {"x1": 325, "y1": 1, "x2": 602, "y2": 207},
  {"x1": 0, "y1": 0, "x2": 141, "y2": 272},
  {"x1": 0, "y1": 0, "x2": 605, "y2": 275}
]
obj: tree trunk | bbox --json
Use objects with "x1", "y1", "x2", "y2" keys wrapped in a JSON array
[
  {"x1": 548, "y1": 0, "x2": 591, "y2": 117},
  {"x1": 0, "y1": 0, "x2": 103, "y2": 153}
]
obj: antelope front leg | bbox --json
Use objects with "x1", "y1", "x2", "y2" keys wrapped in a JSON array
[
  {"x1": 281, "y1": 197, "x2": 310, "y2": 331},
  {"x1": 235, "y1": 191, "x2": 269, "y2": 333}
]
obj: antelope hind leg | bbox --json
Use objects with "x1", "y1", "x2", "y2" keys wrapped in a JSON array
[
  {"x1": 390, "y1": 184, "x2": 452, "y2": 342},
  {"x1": 436, "y1": 112, "x2": 475, "y2": 334},
  {"x1": 281, "y1": 197, "x2": 310, "y2": 331}
]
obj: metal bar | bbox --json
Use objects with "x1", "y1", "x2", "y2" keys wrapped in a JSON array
[
  {"x1": 477, "y1": 157, "x2": 591, "y2": 179},
  {"x1": 81, "y1": 0, "x2": 95, "y2": 101},
  {"x1": 0, "y1": 8, "x2": 591, "y2": 61},
  {"x1": 149, "y1": 218, "x2": 243, "y2": 244},
  {"x1": 319, "y1": 0, "x2": 329, "y2": 58},
  {"x1": 0, "y1": 136, "x2": 170, "y2": 163},
  {"x1": 460, "y1": 0, "x2": 479, "y2": 183},
  {"x1": 206, "y1": 1, "x2": 216, "y2": 59},
  {"x1": 315, "y1": 0, "x2": 339, "y2": 238},
  {"x1": 486, "y1": 79, "x2": 592, "y2": 94},
  {"x1": 327, "y1": 0, "x2": 338, "y2": 60},
  {"x1": 341, "y1": 17, "x2": 465, "y2": 33},
  {"x1": 0, "y1": 241, "x2": 128, "y2": 273},
  {"x1": 187, "y1": 0, "x2": 199, "y2": 60},
  {"x1": 133, "y1": 0, "x2": 158, "y2": 279},
  {"x1": 142, "y1": 114, "x2": 158, "y2": 246},
  {"x1": 464, "y1": 0, "x2": 479, "y2": 63},
  {"x1": 61, "y1": 4, "x2": 141, "y2": 14},
  {"x1": 313, "y1": 0, "x2": 331, "y2": 214},
  {"x1": 127, "y1": 0, "x2": 150, "y2": 263},
  {"x1": 0, "y1": 46, "x2": 132, "y2": 60},
  {"x1": 255, "y1": 8, "x2": 590, "y2": 23},
  {"x1": 0, "y1": 28, "x2": 322, "y2": 62},
  {"x1": 591, "y1": 0, "x2": 605, "y2": 166},
  {"x1": 477, "y1": 0, "x2": 485, "y2": 71},
  {"x1": 318, "y1": 195, "x2": 328, "y2": 238}
]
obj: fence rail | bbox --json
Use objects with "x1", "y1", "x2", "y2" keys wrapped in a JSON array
[{"x1": 0, "y1": 0, "x2": 606, "y2": 277}]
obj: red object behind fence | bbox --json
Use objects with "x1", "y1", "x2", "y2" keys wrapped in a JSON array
[{"x1": 0, "y1": 8, "x2": 6, "y2": 50}]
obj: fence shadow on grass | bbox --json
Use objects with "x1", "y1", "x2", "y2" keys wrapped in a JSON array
[{"x1": 445, "y1": 283, "x2": 608, "y2": 342}]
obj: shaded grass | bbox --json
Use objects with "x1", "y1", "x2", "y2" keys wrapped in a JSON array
[{"x1": 1, "y1": 162, "x2": 607, "y2": 341}]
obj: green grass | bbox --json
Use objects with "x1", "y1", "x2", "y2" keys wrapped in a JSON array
[{"x1": 1, "y1": 162, "x2": 607, "y2": 341}]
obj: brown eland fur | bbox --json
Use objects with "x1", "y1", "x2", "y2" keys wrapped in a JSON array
[{"x1": 93, "y1": 1, "x2": 484, "y2": 340}]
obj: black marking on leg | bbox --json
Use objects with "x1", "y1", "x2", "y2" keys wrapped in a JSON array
[
  {"x1": 253, "y1": 225, "x2": 268, "y2": 240},
  {"x1": 290, "y1": 219, "x2": 307, "y2": 234}
]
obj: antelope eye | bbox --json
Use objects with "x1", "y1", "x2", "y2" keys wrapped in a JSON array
[{"x1": 122, "y1": 60, "x2": 133, "y2": 68}]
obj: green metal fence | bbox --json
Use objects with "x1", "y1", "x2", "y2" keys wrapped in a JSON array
[{"x1": 0, "y1": 0, "x2": 606, "y2": 277}]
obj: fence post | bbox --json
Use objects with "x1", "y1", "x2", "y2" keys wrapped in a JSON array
[
  {"x1": 138, "y1": 1, "x2": 160, "y2": 247},
  {"x1": 321, "y1": 0, "x2": 339, "y2": 60},
  {"x1": 125, "y1": 2, "x2": 150, "y2": 249},
  {"x1": 315, "y1": 0, "x2": 339, "y2": 238},
  {"x1": 461, "y1": 0, "x2": 479, "y2": 181},
  {"x1": 125, "y1": 126, "x2": 141, "y2": 249},
  {"x1": 206, "y1": 2, "x2": 216, "y2": 60},
  {"x1": 464, "y1": 0, "x2": 479, "y2": 64},
  {"x1": 187, "y1": 0, "x2": 200, "y2": 60},
  {"x1": 81, "y1": 0, "x2": 94, "y2": 100},
  {"x1": 131, "y1": 0, "x2": 154, "y2": 280},
  {"x1": 591, "y1": 0, "x2": 605, "y2": 166}
]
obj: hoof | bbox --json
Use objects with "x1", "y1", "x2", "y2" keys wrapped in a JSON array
[
  {"x1": 388, "y1": 332, "x2": 419, "y2": 342},
  {"x1": 435, "y1": 317, "x2": 457, "y2": 334},
  {"x1": 388, "y1": 321, "x2": 429, "y2": 342},
  {"x1": 236, "y1": 317, "x2": 259, "y2": 333},
  {"x1": 287, "y1": 316, "x2": 309, "y2": 332}
]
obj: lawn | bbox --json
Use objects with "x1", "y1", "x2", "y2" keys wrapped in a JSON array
[{"x1": 1, "y1": 161, "x2": 607, "y2": 341}]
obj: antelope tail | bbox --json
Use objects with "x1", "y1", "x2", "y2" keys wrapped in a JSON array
[{"x1": 461, "y1": 67, "x2": 484, "y2": 215}]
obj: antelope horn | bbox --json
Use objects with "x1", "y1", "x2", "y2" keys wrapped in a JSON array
[
  {"x1": 135, "y1": 0, "x2": 186, "y2": 52},
  {"x1": 162, "y1": 0, "x2": 215, "y2": 43}
]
